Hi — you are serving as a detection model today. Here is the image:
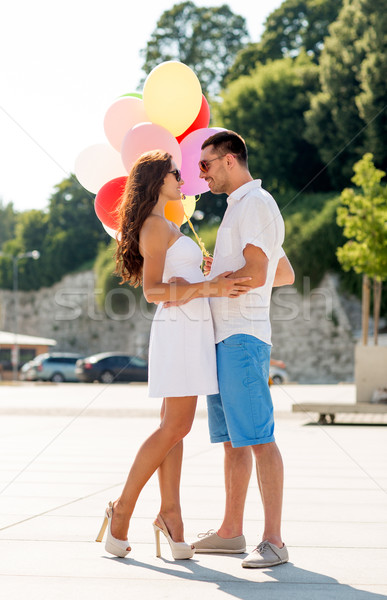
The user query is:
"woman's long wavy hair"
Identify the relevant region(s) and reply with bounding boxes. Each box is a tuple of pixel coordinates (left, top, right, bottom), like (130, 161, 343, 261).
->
(115, 150, 172, 287)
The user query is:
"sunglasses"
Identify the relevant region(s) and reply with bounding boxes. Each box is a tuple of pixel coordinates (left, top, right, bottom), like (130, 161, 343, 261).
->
(199, 153, 232, 173)
(168, 169, 182, 182)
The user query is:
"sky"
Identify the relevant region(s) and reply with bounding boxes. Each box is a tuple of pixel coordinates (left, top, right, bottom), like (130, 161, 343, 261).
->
(1, 0, 283, 213)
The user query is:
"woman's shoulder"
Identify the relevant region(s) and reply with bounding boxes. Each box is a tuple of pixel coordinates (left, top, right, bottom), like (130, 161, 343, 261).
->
(141, 214, 170, 237)
(140, 215, 172, 252)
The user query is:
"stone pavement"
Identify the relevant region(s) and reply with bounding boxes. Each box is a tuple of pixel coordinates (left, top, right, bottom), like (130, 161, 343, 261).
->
(0, 383, 386, 599)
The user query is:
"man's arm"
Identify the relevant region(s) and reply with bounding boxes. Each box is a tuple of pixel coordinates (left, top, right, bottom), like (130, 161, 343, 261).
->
(228, 245, 295, 289)
(273, 255, 295, 287)
(227, 244, 268, 288)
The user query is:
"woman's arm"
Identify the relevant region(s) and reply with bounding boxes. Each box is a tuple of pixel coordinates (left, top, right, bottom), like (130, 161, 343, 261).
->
(140, 218, 251, 303)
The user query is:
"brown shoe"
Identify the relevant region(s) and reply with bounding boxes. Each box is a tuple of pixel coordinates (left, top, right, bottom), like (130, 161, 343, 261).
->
(242, 540, 289, 568)
(192, 529, 246, 554)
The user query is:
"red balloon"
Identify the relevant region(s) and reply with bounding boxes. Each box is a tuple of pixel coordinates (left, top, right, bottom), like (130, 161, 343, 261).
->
(94, 176, 127, 230)
(176, 95, 210, 143)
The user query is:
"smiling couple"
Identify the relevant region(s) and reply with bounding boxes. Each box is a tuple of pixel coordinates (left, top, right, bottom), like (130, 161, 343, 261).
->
(96, 130, 295, 569)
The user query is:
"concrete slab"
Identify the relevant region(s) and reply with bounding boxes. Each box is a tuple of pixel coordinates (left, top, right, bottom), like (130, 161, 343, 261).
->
(1, 577, 387, 600)
(0, 383, 386, 599)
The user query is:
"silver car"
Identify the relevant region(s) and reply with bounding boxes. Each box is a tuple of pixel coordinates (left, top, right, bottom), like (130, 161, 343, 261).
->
(22, 352, 83, 382)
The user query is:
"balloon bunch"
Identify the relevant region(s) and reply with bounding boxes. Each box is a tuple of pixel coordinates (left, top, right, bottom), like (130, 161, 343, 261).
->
(74, 61, 222, 247)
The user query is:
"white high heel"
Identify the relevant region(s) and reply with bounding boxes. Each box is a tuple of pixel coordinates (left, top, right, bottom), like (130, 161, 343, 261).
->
(96, 501, 131, 558)
(153, 514, 195, 560)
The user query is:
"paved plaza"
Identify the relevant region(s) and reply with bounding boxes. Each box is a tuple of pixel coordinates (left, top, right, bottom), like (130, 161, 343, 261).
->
(0, 382, 386, 599)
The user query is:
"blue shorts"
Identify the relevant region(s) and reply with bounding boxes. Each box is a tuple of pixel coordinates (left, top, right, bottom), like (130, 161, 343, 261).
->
(207, 334, 275, 448)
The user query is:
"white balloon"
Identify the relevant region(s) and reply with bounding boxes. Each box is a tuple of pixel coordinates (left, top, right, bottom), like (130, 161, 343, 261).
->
(102, 222, 121, 241)
(75, 143, 127, 193)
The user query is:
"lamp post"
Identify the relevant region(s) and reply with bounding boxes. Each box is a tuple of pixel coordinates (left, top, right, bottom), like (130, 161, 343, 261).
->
(0, 250, 40, 380)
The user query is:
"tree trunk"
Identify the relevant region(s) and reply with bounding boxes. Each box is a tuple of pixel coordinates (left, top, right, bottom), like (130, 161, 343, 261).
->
(362, 274, 370, 345)
(373, 278, 382, 346)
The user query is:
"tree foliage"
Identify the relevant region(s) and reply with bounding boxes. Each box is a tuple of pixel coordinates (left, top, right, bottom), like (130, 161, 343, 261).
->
(305, 0, 387, 187)
(0, 177, 107, 291)
(356, 5, 387, 170)
(284, 195, 344, 288)
(260, 0, 343, 61)
(336, 153, 387, 280)
(226, 0, 342, 83)
(214, 54, 330, 193)
(140, 1, 248, 96)
(0, 199, 17, 247)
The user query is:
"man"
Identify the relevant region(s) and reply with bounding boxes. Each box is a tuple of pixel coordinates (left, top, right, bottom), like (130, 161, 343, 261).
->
(192, 130, 294, 568)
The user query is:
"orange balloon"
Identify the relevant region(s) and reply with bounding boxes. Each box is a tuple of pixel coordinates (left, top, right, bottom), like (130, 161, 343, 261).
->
(164, 200, 185, 227)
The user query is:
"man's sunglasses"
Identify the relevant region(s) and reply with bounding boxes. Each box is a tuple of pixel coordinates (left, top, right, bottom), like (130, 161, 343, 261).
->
(169, 169, 182, 182)
(198, 153, 234, 173)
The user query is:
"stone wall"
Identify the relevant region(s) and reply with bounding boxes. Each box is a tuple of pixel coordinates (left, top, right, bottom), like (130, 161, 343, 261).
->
(0, 270, 360, 382)
(0, 271, 154, 361)
(270, 274, 356, 383)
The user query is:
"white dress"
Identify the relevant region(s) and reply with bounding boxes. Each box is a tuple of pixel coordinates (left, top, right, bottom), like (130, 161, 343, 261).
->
(148, 236, 219, 398)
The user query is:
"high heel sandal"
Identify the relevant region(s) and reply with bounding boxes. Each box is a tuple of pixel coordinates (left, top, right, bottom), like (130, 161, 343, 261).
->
(96, 501, 131, 558)
(153, 514, 194, 560)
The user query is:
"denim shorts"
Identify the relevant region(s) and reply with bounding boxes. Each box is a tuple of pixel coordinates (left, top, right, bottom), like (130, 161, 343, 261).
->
(207, 334, 275, 448)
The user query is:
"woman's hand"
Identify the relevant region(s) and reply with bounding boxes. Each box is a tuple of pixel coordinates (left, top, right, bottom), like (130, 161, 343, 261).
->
(210, 271, 252, 297)
(203, 256, 213, 276)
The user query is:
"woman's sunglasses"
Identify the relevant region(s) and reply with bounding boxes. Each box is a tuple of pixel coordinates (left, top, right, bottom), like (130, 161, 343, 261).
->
(169, 169, 182, 182)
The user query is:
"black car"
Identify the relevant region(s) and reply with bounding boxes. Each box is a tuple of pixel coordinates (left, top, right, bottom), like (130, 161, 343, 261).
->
(75, 352, 148, 383)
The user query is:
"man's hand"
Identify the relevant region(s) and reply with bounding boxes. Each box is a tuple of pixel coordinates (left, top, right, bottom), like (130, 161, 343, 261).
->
(163, 277, 191, 308)
(210, 272, 252, 297)
(203, 256, 213, 276)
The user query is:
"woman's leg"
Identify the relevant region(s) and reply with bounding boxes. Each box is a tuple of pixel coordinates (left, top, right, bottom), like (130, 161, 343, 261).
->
(111, 395, 197, 541)
(157, 400, 185, 541)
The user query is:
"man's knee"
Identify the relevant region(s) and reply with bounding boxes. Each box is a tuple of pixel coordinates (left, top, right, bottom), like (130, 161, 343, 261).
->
(252, 441, 279, 459)
(224, 441, 252, 461)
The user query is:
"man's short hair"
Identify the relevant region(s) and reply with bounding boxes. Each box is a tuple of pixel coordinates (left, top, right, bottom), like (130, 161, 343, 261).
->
(201, 130, 248, 166)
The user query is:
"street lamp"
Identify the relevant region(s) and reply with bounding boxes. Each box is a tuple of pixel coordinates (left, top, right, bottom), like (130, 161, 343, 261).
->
(0, 250, 40, 380)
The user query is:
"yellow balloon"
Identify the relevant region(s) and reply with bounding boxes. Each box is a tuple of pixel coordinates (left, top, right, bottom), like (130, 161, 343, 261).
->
(143, 61, 202, 137)
(181, 195, 196, 224)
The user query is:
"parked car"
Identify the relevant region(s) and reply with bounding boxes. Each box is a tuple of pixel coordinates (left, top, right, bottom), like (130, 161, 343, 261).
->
(269, 361, 289, 385)
(75, 352, 148, 383)
(19, 356, 42, 380)
(21, 352, 84, 382)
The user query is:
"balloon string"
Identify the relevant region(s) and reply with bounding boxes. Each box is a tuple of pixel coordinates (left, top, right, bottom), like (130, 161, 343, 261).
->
(184, 213, 210, 257)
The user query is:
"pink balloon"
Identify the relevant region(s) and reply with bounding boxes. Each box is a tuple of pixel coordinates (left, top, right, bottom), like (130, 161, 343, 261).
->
(104, 97, 148, 152)
(121, 122, 182, 173)
(180, 127, 224, 196)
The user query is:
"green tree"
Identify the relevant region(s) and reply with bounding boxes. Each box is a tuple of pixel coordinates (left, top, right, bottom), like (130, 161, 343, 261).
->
(284, 194, 344, 288)
(0, 177, 107, 290)
(260, 0, 343, 61)
(214, 54, 329, 193)
(226, 0, 342, 83)
(356, 9, 387, 170)
(0, 199, 17, 247)
(337, 153, 387, 344)
(45, 177, 106, 282)
(0, 210, 48, 290)
(305, 0, 387, 188)
(140, 1, 248, 96)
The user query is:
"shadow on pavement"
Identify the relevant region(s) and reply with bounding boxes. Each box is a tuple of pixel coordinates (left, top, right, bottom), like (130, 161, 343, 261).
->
(103, 555, 386, 600)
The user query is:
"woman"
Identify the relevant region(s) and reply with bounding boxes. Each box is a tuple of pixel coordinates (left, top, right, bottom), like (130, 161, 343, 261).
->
(96, 150, 251, 560)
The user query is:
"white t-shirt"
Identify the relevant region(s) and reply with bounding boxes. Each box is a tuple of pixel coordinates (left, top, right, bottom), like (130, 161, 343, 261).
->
(209, 180, 285, 345)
